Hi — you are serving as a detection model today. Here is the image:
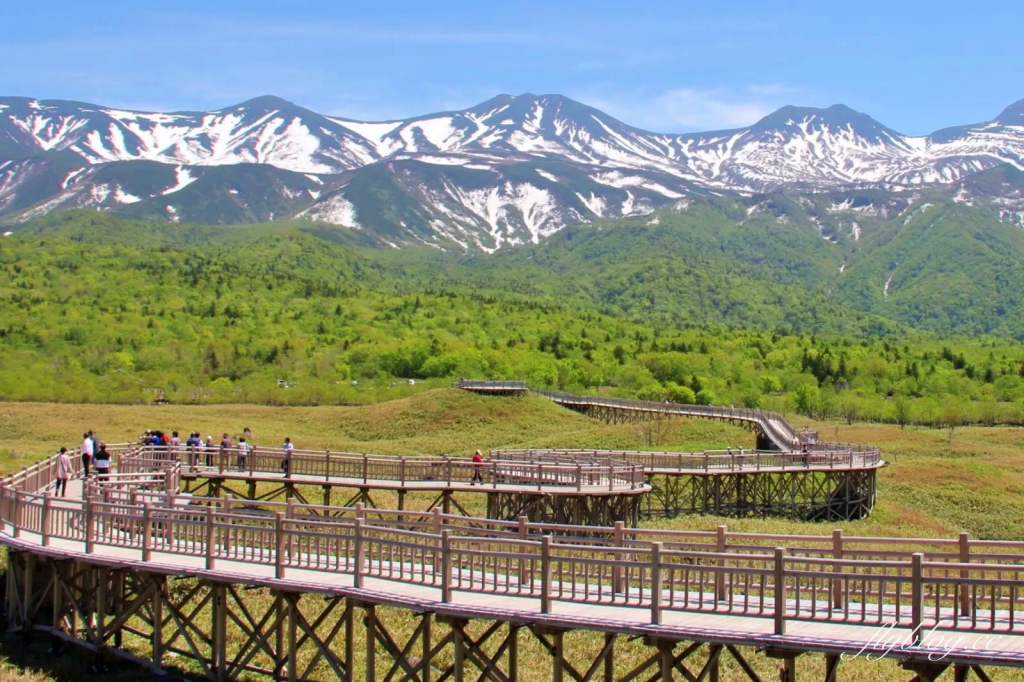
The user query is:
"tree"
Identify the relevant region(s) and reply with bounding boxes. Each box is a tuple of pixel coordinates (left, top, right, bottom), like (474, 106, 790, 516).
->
(941, 402, 963, 442)
(793, 384, 819, 417)
(893, 397, 911, 429)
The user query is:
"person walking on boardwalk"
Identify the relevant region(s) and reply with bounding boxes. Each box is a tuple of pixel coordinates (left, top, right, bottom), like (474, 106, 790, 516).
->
(54, 447, 71, 497)
(94, 443, 111, 481)
(186, 432, 200, 470)
(282, 437, 294, 478)
(205, 435, 214, 466)
(237, 437, 249, 471)
(470, 450, 485, 485)
(219, 433, 232, 469)
(80, 432, 94, 478)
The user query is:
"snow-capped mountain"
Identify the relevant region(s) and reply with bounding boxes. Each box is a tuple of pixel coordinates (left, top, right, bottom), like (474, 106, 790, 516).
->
(3, 92, 1024, 249)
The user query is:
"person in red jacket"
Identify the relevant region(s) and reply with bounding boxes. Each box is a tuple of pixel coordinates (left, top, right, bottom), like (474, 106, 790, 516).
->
(470, 450, 485, 485)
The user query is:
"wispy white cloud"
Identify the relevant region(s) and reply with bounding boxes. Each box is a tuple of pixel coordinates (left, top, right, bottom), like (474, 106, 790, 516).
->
(579, 85, 802, 133)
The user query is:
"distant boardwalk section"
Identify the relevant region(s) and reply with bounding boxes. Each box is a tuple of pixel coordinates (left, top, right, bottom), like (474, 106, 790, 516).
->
(460, 380, 884, 520)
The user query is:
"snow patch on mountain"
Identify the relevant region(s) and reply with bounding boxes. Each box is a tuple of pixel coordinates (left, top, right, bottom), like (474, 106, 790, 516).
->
(160, 166, 197, 195)
(590, 171, 684, 198)
(576, 192, 606, 217)
(299, 193, 360, 228)
(112, 185, 141, 204)
(62, 168, 88, 189)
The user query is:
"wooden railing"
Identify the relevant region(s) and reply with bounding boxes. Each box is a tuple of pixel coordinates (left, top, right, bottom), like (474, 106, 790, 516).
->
(117, 446, 648, 492)
(1, 443, 136, 493)
(533, 388, 806, 449)
(455, 381, 877, 455)
(2, 488, 1023, 636)
(491, 447, 883, 473)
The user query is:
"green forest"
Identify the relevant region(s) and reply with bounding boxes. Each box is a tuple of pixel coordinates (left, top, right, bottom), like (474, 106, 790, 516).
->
(2, 210, 1024, 428)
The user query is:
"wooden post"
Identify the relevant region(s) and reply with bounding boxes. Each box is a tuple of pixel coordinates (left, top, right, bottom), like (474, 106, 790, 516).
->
(715, 524, 727, 601)
(541, 536, 553, 613)
(287, 595, 298, 682)
(353, 518, 365, 588)
(205, 505, 217, 570)
(613, 521, 625, 594)
(343, 603, 355, 682)
(432, 507, 443, 533)
(452, 619, 465, 682)
(518, 516, 529, 586)
(832, 529, 844, 610)
(602, 633, 615, 682)
(958, 532, 971, 617)
(441, 530, 452, 602)
(537, 464, 543, 491)
(212, 584, 227, 682)
(151, 574, 164, 666)
(41, 492, 52, 547)
(365, 604, 377, 682)
(275, 513, 286, 580)
(422, 613, 433, 682)
(774, 547, 786, 635)
(85, 498, 95, 552)
(576, 464, 583, 492)
(650, 542, 663, 625)
(142, 503, 153, 561)
(552, 630, 565, 682)
(911, 552, 924, 645)
(96, 567, 108, 666)
(658, 641, 673, 682)
(12, 490, 21, 539)
(325, 451, 331, 481)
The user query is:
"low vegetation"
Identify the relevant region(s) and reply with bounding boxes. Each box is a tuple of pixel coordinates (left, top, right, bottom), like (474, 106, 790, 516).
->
(4, 213, 1024, 430)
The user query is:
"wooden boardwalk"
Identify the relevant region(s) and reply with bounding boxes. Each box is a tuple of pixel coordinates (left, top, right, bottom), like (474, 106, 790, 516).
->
(457, 381, 854, 454)
(3, 453, 1024, 680)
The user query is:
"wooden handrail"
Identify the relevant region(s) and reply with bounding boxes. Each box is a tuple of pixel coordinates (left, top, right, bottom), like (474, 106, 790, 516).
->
(4, 481, 1024, 641)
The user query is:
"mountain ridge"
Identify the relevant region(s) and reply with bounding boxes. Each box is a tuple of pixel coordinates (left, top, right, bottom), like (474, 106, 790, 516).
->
(3, 92, 1024, 250)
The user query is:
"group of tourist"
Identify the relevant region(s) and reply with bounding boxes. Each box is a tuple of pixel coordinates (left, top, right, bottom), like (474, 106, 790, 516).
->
(50, 429, 299, 497)
(138, 428, 297, 474)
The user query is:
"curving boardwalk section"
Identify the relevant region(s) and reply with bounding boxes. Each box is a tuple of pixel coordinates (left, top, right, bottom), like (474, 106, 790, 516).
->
(2, 456, 1024, 681)
(457, 381, 842, 453)
(459, 382, 883, 521)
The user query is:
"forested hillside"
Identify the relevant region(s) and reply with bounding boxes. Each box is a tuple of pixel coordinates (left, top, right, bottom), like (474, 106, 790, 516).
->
(2, 211, 1024, 428)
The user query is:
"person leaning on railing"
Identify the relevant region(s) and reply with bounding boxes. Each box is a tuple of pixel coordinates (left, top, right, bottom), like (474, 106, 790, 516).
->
(282, 437, 294, 478)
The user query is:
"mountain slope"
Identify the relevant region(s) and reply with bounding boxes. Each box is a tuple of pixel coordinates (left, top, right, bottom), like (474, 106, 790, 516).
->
(3, 93, 1024, 249)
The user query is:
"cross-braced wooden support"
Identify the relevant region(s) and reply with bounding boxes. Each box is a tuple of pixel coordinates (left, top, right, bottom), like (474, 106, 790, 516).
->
(487, 491, 641, 527)
(642, 468, 876, 521)
(5, 552, 1006, 682)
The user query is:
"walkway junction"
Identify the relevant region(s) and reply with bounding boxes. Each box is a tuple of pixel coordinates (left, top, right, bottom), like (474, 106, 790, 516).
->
(459, 381, 883, 522)
(1, 441, 1022, 682)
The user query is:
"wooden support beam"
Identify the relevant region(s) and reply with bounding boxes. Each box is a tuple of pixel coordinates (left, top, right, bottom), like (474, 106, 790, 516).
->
(365, 604, 377, 682)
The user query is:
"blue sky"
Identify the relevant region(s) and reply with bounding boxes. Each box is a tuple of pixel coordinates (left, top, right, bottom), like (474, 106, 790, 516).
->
(3, 0, 1021, 134)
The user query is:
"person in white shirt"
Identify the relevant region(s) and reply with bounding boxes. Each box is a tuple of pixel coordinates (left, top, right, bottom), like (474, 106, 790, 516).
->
(282, 437, 294, 477)
(54, 447, 72, 497)
(237, 437, 249, 471)
(81, 432, 94, 478)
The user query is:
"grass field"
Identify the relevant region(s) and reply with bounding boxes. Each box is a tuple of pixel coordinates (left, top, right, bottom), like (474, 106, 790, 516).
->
(1, 389, 1022, 680)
